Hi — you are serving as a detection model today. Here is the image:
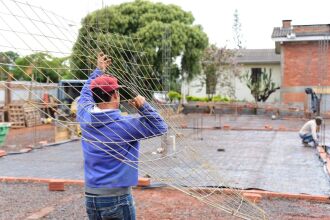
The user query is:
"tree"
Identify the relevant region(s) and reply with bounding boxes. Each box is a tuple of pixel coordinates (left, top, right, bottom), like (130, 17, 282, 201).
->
(201, 45, 237, 99)
(232, 9, 244, 49)
(71, 0, 208, 92)
(0, 51, 19, 79)
(244, 69, 280, 102)
(13, 52, 70, 83)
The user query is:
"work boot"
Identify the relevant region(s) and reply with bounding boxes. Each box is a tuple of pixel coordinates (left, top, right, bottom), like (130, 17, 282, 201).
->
(302, 141, 310, 147)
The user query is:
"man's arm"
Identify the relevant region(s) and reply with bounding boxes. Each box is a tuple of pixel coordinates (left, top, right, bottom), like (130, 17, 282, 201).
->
(117, 96, 168, 141)
(137, 102, 168, 136)
(77, 53, 111, 121)
(311, 122, 318, 143)
(77, 68, 102, 112)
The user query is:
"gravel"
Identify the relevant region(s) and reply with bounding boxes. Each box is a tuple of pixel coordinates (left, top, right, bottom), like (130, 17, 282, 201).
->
(1, 182, 330, 220)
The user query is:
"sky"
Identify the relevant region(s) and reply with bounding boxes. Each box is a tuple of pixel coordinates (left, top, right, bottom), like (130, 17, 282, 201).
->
(23, 0, 330, 50)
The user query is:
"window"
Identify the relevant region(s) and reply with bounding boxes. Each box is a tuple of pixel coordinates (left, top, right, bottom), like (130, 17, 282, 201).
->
(251, 68, 262, 84)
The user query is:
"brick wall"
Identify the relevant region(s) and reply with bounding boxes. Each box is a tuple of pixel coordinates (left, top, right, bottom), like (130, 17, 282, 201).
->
(282, 93, 305, 103)
(282, 41, 330, 103)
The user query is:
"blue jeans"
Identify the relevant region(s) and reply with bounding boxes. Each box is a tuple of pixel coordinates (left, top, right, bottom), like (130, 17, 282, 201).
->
(299, 133, 317, 146)
(85, 194, 136, 220)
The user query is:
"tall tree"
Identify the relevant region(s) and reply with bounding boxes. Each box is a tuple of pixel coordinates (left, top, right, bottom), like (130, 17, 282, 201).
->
(13, 52, 70, 83)
(232, 9, 244, 49)
(201, 45, 236, 99)
(71, 0, 208, 92)
(0, 51, 19, 79)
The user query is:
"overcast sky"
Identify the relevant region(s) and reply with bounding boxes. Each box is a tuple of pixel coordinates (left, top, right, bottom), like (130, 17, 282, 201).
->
(9, 0, 330, 50)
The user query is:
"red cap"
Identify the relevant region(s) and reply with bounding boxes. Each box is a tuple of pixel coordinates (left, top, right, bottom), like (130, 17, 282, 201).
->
(90, 75, 119, 93)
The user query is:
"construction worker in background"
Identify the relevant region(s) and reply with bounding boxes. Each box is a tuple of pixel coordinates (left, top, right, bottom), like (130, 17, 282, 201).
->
(77, 53, 168, 220)
(299, 116, 323, 147)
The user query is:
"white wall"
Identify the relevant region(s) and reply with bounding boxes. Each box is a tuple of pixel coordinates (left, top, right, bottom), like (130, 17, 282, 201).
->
(186, 63, 281, 102)
(187, 75, 206, 97)
(235, 64, 281, 103)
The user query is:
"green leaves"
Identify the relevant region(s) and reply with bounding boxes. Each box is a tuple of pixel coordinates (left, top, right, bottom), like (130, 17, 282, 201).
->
(71, 0, 208, 90)
(0, 51, 19, 77)
(12, 53, 70, 83)
(201, 45, 236, 98)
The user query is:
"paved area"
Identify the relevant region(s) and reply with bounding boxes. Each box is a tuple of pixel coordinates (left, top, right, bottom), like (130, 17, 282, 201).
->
(188, 130, 330, 195)
(0, 141, 84, 180)
(0, 115, 329, 195)
(186, 113, 308, 130)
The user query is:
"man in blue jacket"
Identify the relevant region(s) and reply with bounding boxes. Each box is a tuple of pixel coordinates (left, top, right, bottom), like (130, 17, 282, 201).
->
(77, 53, 168, 220)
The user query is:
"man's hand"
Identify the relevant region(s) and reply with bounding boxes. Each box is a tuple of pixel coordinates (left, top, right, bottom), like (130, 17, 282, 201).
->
(97, 52, 112, 72)
(315, 140, 320, 147)
(130, 95, 145, 109)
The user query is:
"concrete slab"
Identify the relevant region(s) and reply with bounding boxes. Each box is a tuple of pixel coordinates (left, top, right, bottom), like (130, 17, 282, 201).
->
(0, 115, 329, 196)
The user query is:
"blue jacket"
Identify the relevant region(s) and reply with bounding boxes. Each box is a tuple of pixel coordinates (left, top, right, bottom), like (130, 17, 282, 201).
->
(77, 68, 168, 190)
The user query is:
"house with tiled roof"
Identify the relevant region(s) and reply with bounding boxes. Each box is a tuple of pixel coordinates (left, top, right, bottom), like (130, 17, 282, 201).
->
(187, 20, 330, 107)
(272, 20, 330, 107)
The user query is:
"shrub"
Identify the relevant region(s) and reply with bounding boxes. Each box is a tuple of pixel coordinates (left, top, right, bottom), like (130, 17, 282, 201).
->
(212, 95, 222, 102)
(186, 96, 210, 102)
(186, 95, 232, 102)
(167, 91, 182, 102)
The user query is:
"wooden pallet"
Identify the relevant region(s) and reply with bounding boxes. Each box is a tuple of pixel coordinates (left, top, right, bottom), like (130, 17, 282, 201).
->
(8, 103, 42, 128)
(8, 104, 25, 128)
(25, 108, 42, 127)
(23, 104, 42, 127)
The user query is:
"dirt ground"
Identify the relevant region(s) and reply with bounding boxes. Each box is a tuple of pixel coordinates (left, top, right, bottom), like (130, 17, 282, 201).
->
(1, 182, 330, 220)
(1, 124, 55, 153)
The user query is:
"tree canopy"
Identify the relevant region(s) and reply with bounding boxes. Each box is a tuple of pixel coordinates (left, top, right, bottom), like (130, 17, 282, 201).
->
(12, 52, 70, 83)
(71, 0, 208, 90)
(201, 45, 237, 98)
(0, 51, 19, 80)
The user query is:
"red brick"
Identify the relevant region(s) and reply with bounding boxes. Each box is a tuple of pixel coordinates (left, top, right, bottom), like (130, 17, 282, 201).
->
(282, 41, 330, 104)
(243, 192, 262, 203)
(16, 177, 31, 183)
(37, 178, 52, 183)
(264, 125, 272, 130)
(49, 180, 65, 191)
(0, 176, 16, 182)
(282, 93, 306, 104)
(0, 150, 6, 157)
(283, 42, 330, 87)
(137, 177, 150, 187)
(319, 152, 327, 162)
(243, 190, 330, 202)
(64, 179, 84, 186)
(180, 123, 188, 128)
(223, 124, 231, 130)
(278, 125, 287, 131)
